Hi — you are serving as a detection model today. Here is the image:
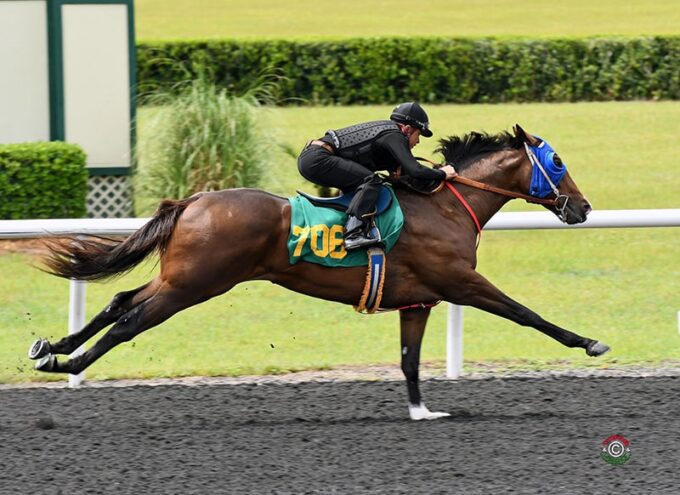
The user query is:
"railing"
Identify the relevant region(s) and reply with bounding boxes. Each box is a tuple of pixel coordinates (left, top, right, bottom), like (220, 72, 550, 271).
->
(447, 208, 680, 378)
(2, 208, 680, 386)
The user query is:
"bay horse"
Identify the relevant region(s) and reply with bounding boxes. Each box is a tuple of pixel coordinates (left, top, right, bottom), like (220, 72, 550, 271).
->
(29, 124, 609, 420)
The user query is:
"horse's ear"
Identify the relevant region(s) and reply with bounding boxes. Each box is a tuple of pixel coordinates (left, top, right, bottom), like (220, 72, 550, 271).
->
(513, 124, 539, 145)
(513, 124, 528, 141)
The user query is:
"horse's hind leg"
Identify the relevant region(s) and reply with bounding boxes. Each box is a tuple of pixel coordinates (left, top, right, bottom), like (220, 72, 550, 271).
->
(35, 283, 204, 375)
(28, 283, 152, 360)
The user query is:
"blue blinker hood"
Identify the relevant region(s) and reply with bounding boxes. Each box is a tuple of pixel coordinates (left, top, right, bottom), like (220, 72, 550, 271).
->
(528, 138, 567, 198)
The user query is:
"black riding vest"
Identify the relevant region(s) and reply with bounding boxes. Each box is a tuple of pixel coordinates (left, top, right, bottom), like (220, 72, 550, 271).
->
(324, 120, 400, 166)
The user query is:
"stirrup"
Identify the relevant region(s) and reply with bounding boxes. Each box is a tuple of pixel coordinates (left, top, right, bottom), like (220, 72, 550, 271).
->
(344, 226, 382, 251)
(344, 215, 382, 251)
(344, 234, 381, 251)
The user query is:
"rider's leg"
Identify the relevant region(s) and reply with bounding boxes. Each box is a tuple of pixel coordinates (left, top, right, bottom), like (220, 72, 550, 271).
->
(297, 145, 382, 250)
(297, 144, 372, 191)
(343, 174, 383, 250)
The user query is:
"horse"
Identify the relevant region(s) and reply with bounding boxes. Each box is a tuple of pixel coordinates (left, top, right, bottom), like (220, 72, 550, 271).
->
(28, 124, 610, 420)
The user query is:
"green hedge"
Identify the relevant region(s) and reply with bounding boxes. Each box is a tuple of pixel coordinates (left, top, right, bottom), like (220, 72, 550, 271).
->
(137, 36, 680, 104)
(0, 142, 88, 219)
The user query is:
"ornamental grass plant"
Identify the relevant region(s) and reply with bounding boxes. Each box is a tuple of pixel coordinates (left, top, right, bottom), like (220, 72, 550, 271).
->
(136, 73, 278, 213)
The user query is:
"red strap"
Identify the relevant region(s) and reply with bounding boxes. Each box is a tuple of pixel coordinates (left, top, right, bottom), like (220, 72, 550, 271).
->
(394, 301, 441, 311)
(372, 301, 441, 313)
(445, 182, 482, 235)
(380, 182, 482, 313)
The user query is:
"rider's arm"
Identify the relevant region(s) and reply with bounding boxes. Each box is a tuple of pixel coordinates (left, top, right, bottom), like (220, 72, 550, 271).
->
(377, 133, 447, 180)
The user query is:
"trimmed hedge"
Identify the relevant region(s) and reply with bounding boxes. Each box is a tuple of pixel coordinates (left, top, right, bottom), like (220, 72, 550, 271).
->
(137, 36, 680, 104)
(0, 142, 88, 219)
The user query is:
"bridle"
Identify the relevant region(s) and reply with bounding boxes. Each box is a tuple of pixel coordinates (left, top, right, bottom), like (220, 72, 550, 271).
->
(522, 143, 570, 221)
(418, 143, 571, 229)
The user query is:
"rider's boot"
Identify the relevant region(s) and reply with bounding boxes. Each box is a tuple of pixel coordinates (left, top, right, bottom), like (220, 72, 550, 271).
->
(343, 215, 382, 251)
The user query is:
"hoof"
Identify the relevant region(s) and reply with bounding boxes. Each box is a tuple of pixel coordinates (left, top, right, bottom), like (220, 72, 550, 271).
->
(408, 403, 451, 421)
(35, 354, 57, 372)
(28, 338, 51, 360)
(586, 341, 611, 357)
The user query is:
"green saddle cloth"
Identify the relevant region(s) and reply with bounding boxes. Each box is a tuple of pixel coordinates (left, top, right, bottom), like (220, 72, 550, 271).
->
(287, 187, 404, 267)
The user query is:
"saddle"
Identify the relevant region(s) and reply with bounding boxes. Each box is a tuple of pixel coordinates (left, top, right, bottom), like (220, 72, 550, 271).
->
(289, 185, 404, 313)
(295, 185, 393, 215)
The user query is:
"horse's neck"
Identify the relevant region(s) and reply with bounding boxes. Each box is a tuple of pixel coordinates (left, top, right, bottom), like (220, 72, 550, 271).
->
(458, 165, 515, 227)
(459, 184, 511, 228)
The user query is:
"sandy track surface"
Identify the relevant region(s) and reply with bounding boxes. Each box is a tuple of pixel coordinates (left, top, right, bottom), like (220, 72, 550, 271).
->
(2, 373, 679, 494)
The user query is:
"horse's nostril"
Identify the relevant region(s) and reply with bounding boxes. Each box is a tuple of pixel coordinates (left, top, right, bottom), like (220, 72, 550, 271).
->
(584, 202, 592, 215)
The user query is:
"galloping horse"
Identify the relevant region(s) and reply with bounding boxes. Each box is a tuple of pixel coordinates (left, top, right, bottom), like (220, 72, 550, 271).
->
(29, 125, 609, 420)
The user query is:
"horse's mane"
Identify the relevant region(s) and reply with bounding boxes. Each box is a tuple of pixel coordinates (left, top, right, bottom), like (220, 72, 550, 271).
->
(436, 131, 523, 171)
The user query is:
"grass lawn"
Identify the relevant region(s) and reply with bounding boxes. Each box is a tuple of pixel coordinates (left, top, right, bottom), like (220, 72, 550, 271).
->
(2, 100, 679, 383)
(135, 0, 680, 41)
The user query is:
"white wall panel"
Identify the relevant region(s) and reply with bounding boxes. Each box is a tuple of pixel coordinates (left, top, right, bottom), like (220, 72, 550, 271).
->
(0, 1, 50, 143)
(62, 4, 130, 167)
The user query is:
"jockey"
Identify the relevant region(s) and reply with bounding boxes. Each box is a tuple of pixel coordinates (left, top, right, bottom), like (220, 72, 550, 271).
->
(298, 102, 457, 250)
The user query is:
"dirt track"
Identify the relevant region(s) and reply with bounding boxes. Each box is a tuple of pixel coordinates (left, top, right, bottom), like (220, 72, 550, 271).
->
(1, 375, 679, 494)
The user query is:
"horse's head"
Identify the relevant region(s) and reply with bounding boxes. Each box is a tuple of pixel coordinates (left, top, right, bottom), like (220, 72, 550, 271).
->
(437, 126, 591, 225)
(512, 124, 591, 224)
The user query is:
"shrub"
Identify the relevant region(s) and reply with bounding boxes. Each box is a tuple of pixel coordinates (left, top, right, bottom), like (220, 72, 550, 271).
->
(0, 142, 87, 219)
(137, 36, 680, 105)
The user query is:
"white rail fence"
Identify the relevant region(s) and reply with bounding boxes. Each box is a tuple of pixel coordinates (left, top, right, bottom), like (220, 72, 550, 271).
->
(2, 209, 680, 387)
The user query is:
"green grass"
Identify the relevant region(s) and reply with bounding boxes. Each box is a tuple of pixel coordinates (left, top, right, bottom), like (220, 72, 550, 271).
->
(3, 101, 680, 383)
(135, 0, 680, 41)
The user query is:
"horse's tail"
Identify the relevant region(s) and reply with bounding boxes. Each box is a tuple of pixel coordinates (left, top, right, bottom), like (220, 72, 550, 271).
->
(42, 195, 201, 281)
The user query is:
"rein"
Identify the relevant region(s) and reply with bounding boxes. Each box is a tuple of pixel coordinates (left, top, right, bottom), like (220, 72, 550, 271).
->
(416, 156, 559, 207)
(416, 148, 571, 233)
(450, 175, 558, 207)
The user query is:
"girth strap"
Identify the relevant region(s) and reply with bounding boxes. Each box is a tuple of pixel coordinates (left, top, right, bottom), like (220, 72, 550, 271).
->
(354, 247, 386, 314)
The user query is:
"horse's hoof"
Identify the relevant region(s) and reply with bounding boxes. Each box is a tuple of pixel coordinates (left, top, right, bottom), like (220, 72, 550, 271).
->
(586, 341, 611, 357)
(35, 354, 57, 372)
(408, 403, 451, 421)
(28, 338, 51, 360)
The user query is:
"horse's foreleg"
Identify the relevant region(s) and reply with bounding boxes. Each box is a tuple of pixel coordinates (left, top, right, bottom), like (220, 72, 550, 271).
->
(400, 307, 450, 420)
(29, 283, 152, 360)
(451, 271, 610, 356)
(35, 284, 201, 375)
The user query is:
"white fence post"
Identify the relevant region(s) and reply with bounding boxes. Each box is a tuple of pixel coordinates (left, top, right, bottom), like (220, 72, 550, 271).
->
(67, 279, 86, 388)
(446, 304, 464, 378)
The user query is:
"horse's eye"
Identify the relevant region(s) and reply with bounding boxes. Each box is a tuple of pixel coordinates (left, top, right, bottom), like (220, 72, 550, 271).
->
(553, 154, 564, 168)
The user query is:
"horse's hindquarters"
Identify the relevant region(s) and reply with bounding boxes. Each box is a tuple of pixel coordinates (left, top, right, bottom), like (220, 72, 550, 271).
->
(160, 189, 292, 294)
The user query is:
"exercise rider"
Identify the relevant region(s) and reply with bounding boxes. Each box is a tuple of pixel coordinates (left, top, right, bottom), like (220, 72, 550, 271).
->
(297, 102, 457, 250)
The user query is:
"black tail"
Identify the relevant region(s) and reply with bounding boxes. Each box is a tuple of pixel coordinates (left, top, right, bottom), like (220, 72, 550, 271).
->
(42, 196, 201, 281)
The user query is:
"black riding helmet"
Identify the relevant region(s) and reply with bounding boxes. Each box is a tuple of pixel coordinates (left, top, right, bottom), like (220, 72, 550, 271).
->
(389, 102, 433, 137)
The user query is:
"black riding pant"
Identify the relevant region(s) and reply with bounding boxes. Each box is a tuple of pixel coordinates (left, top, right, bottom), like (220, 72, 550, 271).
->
(297, 144, 381, 218)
